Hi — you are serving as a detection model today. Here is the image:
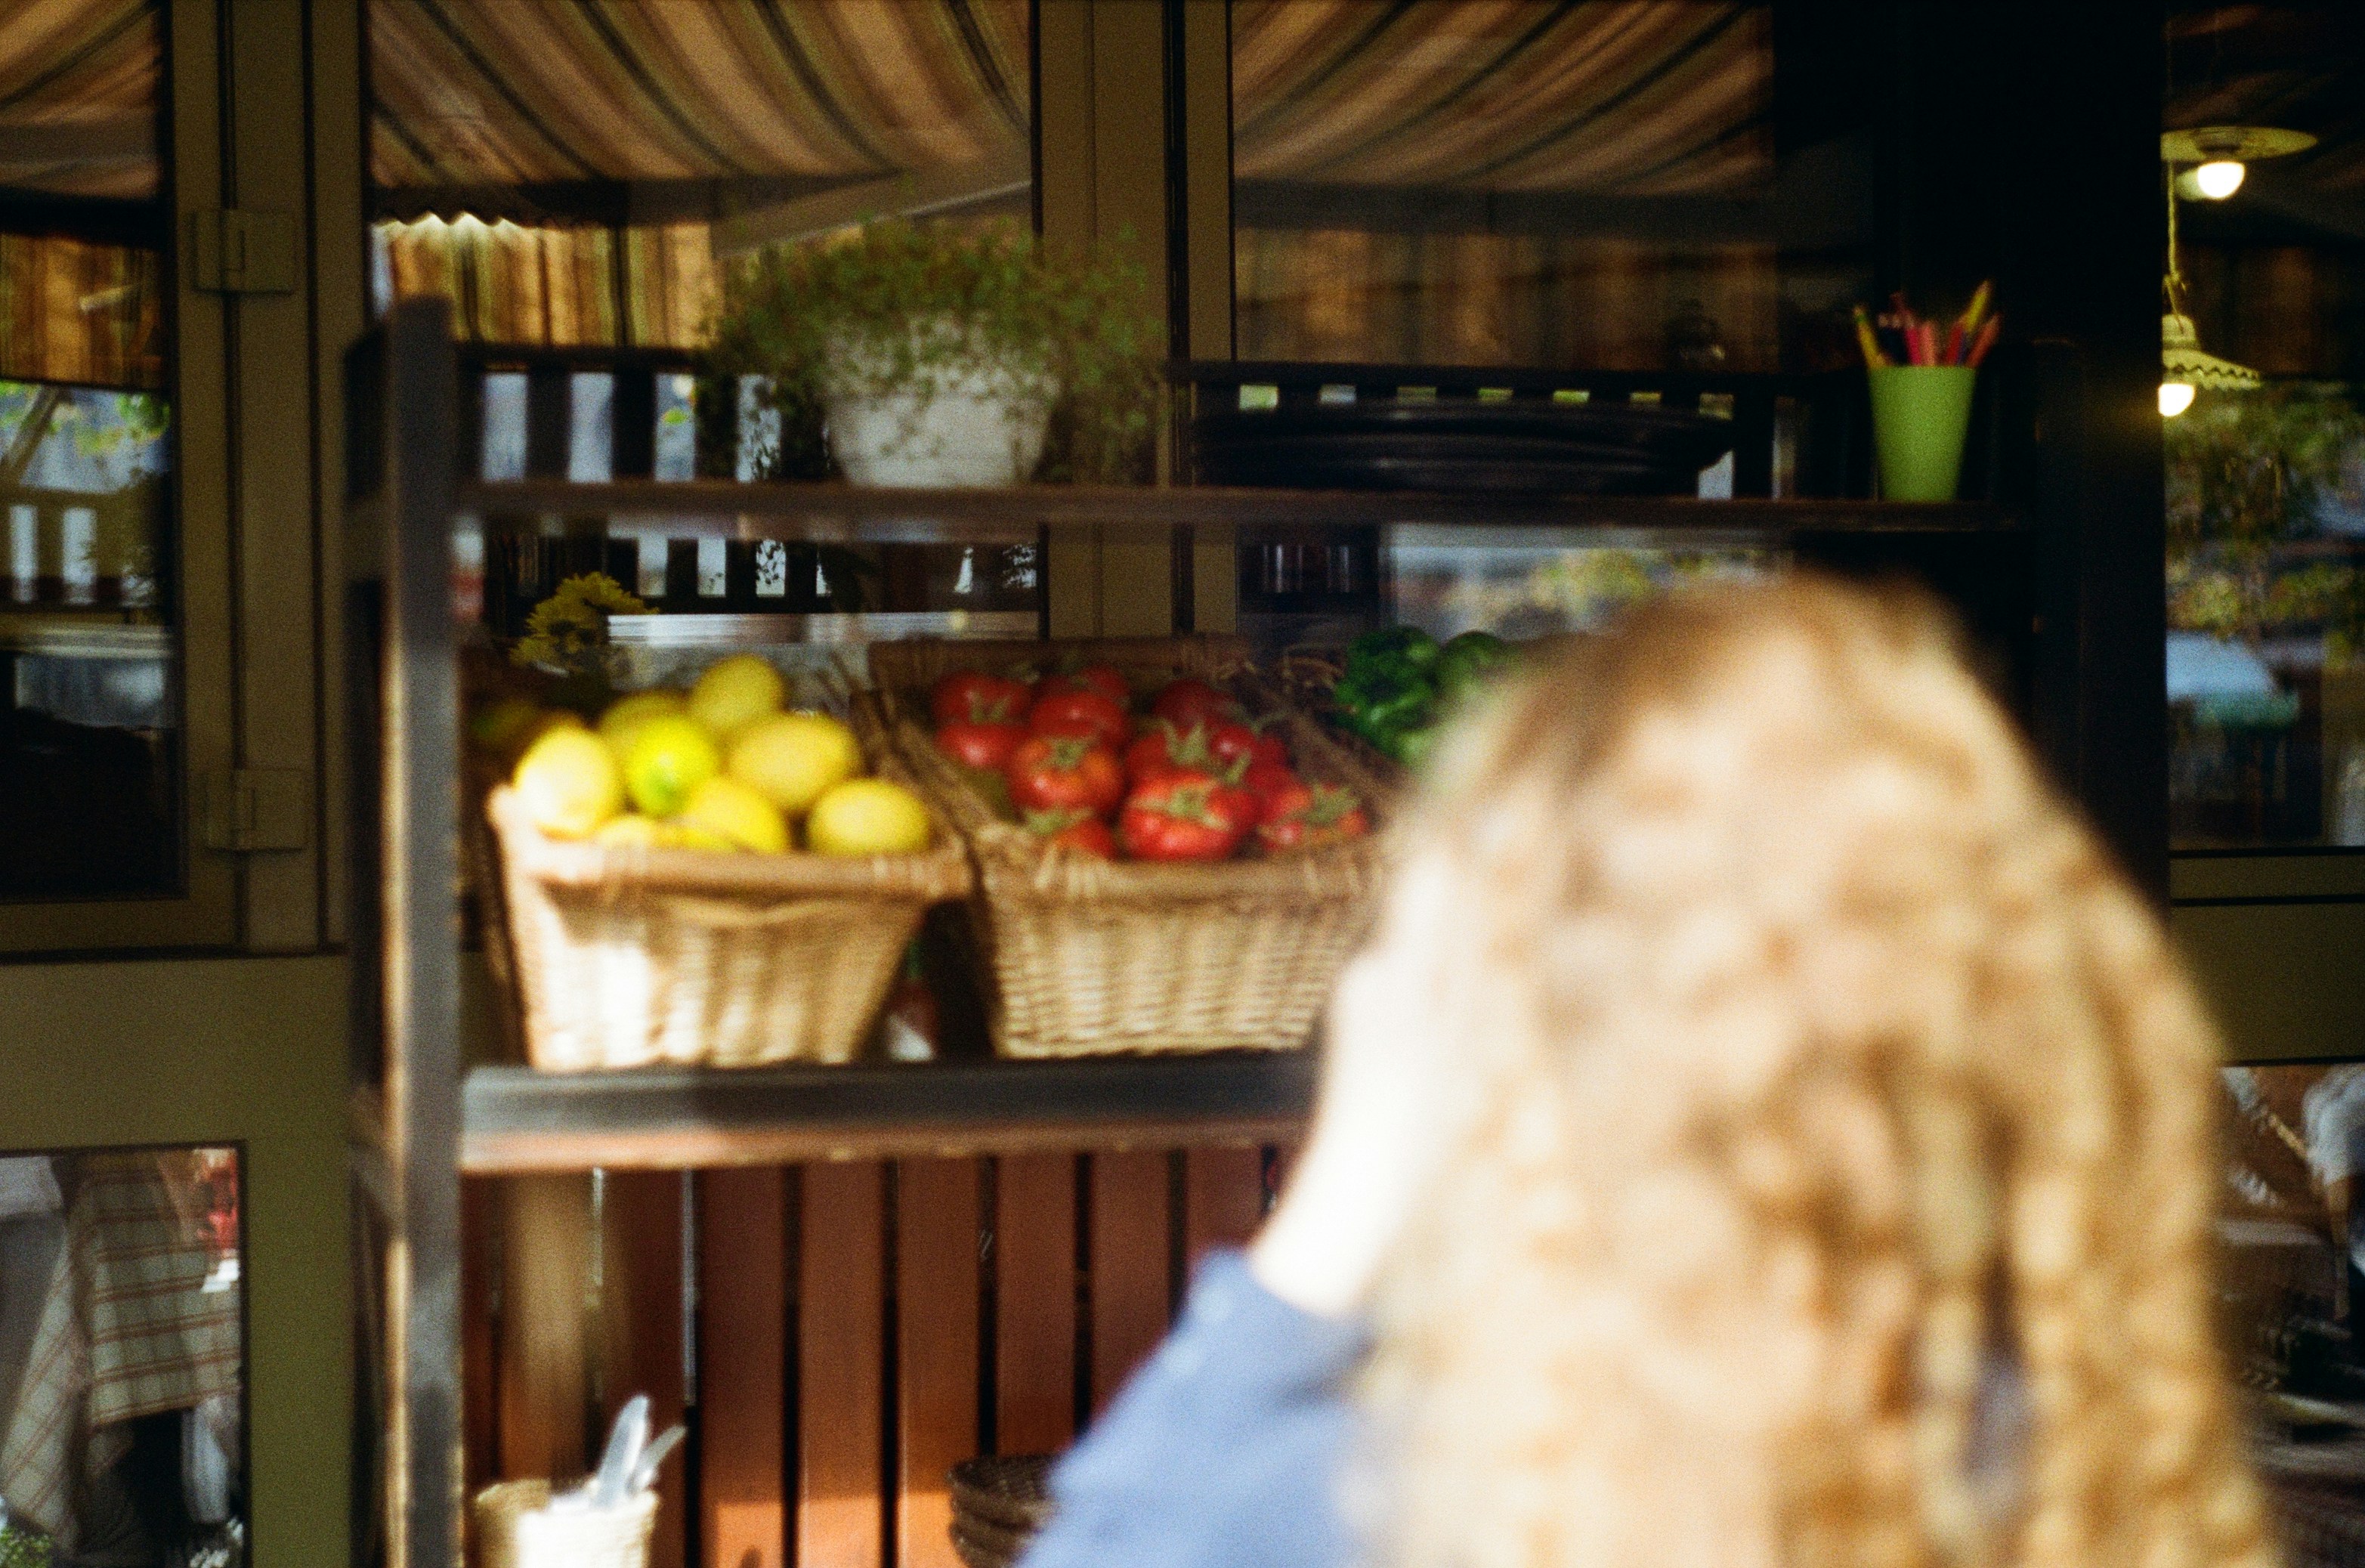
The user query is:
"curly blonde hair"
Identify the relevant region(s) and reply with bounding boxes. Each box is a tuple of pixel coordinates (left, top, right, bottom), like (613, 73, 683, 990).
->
(1360, 577, 2271, 1568)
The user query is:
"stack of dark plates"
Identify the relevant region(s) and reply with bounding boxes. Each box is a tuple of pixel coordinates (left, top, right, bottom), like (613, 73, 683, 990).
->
(948, 1455, 1055, 1568)
(1192, 399, 1737, 495)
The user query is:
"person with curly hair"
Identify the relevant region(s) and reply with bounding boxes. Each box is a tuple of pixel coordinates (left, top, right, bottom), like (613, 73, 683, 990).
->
(1020, 574, 2274, 1568)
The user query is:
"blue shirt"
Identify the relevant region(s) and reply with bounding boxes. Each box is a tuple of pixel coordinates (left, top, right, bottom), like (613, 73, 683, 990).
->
(1018, 1251, 1368, 1568)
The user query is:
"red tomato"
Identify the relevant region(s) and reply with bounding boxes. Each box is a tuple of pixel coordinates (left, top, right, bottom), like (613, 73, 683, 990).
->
(931, 670, 1031, 727)
(1118, 769, 1253, 861)
(1149, 678, 1240, 731)
(1025, 809, 1116, 858)
(1006, 736, 1126, 818)
(1038, 663, 1130, 711)
(1241, 758, 1300, 810)
(935, 719, 1025, 772)
(1255, 782, 1371, 852)
(1208, 719, 1290, 772)
(1123, 720, 1218, 784)
(1028, 688, 1130, 747)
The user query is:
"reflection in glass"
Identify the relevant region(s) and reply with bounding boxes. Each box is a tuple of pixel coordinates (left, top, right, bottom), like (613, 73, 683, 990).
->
(1235, 527, 1773, 661)
(0, 1146, 243, 1568)
(366, 2, 1034, 352)
(2166, 385, 2365, 846)
(366, 1, 1043, 627)
(1230, 0, 1875, 370)
(2221, 1065, 2365, 1561)
(0, 2, 178, 898)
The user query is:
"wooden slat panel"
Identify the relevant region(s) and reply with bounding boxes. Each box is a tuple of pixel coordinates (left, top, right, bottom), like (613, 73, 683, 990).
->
(498, 1174, 593, 1480)
(462, 1177, 500, 1497)
(896, 1160, 982, 1568)
(700, 1168, 788, 1568)
(1087, 1152, 1172, 1415)
(994, 1155, 1077, 1456)
(800, 1161, 887, 1568)
(603, 1172, 689, 1568)
(1182, 1147, 1266, 1273)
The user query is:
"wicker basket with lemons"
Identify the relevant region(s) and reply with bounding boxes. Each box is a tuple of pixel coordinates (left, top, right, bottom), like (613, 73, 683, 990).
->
(482, 655, 969, 1072)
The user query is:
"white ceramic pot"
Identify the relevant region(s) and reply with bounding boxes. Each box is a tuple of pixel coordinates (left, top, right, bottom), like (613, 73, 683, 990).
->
(822, 323, 1053, 487)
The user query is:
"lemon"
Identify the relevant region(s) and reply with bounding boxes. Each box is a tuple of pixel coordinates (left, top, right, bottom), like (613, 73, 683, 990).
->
(680, 775, 789, 854)
(597, 690, 686, 760)
(690, 654, 787, 741)
(592, 813, 670, 848)
(513, 726, 623, 839)
(669, 823, 737, 852)
(623, 714, 722, 818)
(730, 711, 862, 816)
(805, 778, 931, 856)
(470, 696, 549, 761)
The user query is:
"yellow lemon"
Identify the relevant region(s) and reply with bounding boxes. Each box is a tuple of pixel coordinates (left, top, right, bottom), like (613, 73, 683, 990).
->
(805, 778, 931, 856)
(597, 689, 686, 760)
(680, 775, 789, 854)
(689, 654, 787, 741)
(591, 812, 670, 848)
(512, 725, 623, 839)
(470, 696, 549, 761)
(730, 710, 862, 816)
(623, 713, 722, 818)
(667, 823, 737, 852)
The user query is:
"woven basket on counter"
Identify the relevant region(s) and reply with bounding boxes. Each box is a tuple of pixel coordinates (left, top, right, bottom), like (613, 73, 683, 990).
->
(473, 1480, 657, 1568)
(866, 636, 1390, 1058)
(484, 734, 971, 1071)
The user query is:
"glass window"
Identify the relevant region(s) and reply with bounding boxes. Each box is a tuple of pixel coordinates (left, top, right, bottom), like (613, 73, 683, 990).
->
(367, 2, 1041, 631)
(1229, 0, 1875, 371)
(0, 1, 178, 898)
(0, 1146, 246, 1567)
(366, 2, 1034, 351)
(2165, 6, 2365, 849)
(2221, 1064, 2365, 1543)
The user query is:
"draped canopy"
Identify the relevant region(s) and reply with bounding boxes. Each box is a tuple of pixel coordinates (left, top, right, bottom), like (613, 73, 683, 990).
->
(0, 0, 159, 203)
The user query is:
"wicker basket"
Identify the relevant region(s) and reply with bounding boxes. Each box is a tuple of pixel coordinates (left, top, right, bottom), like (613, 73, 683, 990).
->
(473, 1480, 657, 1568)
(867, 636, 1390, 1057)
(948, 1455, 1055, 1568)
(485, 732, 972, 1070)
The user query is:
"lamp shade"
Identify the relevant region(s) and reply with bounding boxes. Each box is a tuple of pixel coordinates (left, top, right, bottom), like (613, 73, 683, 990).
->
(2162, 313, 2260, 391)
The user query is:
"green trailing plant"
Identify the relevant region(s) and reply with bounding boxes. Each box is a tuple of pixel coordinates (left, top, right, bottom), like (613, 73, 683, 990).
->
(707, 219, 1163, 484)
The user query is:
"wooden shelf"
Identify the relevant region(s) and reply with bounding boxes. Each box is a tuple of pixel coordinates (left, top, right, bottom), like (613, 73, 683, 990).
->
(460, 1050, 1317, 1173)
(447, 478, 2023, 545)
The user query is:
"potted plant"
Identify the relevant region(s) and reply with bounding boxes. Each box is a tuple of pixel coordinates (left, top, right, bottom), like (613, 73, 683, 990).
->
(709, 219, 1162, 487)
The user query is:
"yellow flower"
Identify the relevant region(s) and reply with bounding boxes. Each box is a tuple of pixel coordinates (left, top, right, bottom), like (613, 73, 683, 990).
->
(513, 573, 650, 673)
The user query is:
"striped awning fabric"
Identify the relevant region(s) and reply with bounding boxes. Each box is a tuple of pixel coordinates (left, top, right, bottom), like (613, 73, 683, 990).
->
(370, 0, 1031, 209)
(0, 0, 159, 202)
(1233, 0, 1773, 197)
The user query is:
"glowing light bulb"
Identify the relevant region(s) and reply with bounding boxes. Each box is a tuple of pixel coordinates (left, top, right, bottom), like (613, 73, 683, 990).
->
(2193, 160, 2246, 199)
(2159, 380, 2197, 418)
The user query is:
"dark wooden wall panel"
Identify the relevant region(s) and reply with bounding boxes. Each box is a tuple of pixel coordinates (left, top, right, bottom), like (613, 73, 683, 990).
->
(496, 1174, 592, 1480)
(895, 1160, 982, 1568)
(799, 1161, 887, 1568)
(1087, 1152, 1173, 1414)
(462, 1177, 501, 1498)
(993, 1155, 1077, 1457)
(700, 1167, 787, 1568)
(461, 1142, 1269, 1567)
(604, 1173, 689, 1568)
(1182, 1147, 1266, 1273)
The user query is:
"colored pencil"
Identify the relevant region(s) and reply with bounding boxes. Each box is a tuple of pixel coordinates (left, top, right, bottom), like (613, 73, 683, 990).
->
(1965, 317, 2002, 368)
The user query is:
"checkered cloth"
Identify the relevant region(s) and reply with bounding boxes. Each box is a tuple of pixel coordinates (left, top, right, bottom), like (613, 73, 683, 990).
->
(0, 1155, 240, 1551)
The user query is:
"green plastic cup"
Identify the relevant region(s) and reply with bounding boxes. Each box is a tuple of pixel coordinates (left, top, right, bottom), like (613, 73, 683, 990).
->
(1867, 366, 1978, 502)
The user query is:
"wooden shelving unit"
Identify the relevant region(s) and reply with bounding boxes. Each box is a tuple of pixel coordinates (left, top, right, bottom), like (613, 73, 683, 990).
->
(459, 1053, 1317, 1174)
(346, 300, 2073, 1568)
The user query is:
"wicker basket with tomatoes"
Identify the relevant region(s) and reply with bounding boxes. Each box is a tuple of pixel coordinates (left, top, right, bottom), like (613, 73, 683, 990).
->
(864, 636, 1390, 1057)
